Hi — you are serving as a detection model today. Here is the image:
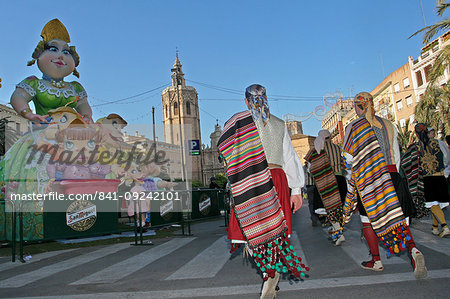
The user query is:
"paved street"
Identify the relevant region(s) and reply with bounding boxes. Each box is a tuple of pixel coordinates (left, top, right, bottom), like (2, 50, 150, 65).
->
(0, 204, 449, 299)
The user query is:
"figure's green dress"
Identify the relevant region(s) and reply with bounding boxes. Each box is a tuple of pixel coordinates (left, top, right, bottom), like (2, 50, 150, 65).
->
(0, 76, 87, 240)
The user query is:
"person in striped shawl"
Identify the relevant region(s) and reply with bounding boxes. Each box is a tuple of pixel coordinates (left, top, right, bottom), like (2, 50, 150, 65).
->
(342, 92, 427, 279)
(304, 129, 347, 246)
(218, 84, 307, 299)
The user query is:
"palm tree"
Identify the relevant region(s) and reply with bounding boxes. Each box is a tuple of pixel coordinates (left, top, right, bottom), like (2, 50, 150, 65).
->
(439, 82, 450, 134)
(410, 1, 450, 89)
(414, 83, 450, 136)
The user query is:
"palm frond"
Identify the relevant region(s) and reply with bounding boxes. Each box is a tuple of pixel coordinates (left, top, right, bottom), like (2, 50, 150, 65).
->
(409, 19, 450, 44)
(396, 119, 413, 152)
(426, 44, 450, 90)
(436, 1, 450, 17)
(415, 84, 449, 136)
(439, 82, 450, 134)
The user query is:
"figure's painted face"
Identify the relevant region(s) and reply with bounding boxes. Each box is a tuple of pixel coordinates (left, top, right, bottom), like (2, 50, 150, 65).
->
(103, 118, 126, 139)
(37, 39, 75, 80)
(44, 111, 83, 140)
(51, 111, 80, 127)
(127, 163, 145, 181)
(99, 116, 132, 150)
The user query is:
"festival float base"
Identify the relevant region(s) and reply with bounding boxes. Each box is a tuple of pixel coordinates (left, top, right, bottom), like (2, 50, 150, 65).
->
(0, 179, 121, 241)
(127, 188, 225, 227)
(0, 187, 227, 242)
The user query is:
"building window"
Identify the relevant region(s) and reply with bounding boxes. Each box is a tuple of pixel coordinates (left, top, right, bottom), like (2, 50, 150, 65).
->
(165, 105, 168, 117)
(416, 71, 423, 87)
(409, 114, 415, 124)
(173, 102, 178, 115)
(186, 102, 191, 115)
(403, 77, 410, 89)
(400, 119, 406, 128)
(406, 95, 413, 106)
(394, 83, 400, 93)
(396, 100, 403, 111)
(424, 65, 432, 83)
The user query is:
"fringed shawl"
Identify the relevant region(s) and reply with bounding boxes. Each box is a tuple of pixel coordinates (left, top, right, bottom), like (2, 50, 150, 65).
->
(343, 117, 409, 256)
(218, 110, 307, 279)
(401, 143, 429, 218)
(304, 148, 343, 234)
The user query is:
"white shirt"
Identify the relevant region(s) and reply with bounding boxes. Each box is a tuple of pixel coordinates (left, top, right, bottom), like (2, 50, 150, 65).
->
(282, 127, 305, 195)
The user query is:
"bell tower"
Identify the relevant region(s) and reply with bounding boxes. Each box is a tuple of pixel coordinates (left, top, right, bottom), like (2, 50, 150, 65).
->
(162, 55, 203, 182)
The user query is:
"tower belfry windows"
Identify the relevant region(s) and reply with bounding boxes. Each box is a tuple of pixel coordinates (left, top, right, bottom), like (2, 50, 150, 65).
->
(173, 102, 178, 115)
(186, 102, 191, 115)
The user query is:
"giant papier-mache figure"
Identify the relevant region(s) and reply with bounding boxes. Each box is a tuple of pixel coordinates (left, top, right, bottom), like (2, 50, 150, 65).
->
(0, 19, 129, 241)
(218, 84, 307, 298)
(11, 18, 92, 123)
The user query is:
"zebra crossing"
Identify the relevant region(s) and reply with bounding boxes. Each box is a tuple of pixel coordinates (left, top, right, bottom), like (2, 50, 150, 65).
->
(165, 236, 230, 280)
(0, 242, 131, 288)
(72, 237, 196, 285)
(0, 248, 76, 272)
(13, 269, 450, 299)
(409, 227, 450, 256)
(0, 216, 448, 298)
(322, 227, 408, 265)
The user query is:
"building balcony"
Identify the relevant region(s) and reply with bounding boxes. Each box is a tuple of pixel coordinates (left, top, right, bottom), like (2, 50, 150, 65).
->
(421, 51, 430, 59)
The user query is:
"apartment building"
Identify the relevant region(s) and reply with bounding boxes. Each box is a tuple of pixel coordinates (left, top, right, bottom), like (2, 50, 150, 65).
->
(409, 31, 450, 102)
(371, 63, 417, 131)
(321, 98, 353, 144)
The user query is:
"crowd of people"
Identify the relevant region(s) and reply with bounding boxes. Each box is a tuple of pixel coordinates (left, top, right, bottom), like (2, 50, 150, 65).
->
(219, 85, 449, 298)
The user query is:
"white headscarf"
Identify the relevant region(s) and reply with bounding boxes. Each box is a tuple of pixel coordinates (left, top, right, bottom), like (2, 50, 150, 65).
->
(314, 129, 331, 153)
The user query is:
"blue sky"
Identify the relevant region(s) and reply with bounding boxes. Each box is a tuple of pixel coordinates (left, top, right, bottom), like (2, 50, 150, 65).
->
(0, 0, 443, 144)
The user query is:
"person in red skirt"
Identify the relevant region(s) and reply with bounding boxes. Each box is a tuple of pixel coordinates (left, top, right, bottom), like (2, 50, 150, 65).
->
(220, 84, 305, 299)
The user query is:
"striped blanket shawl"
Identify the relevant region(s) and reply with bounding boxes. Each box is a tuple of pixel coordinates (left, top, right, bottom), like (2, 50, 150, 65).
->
(218, 110, 307, 279)
(343, 117, 408, 255)
(401, 143, 428, 218)
(304, 149, 342, 224)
